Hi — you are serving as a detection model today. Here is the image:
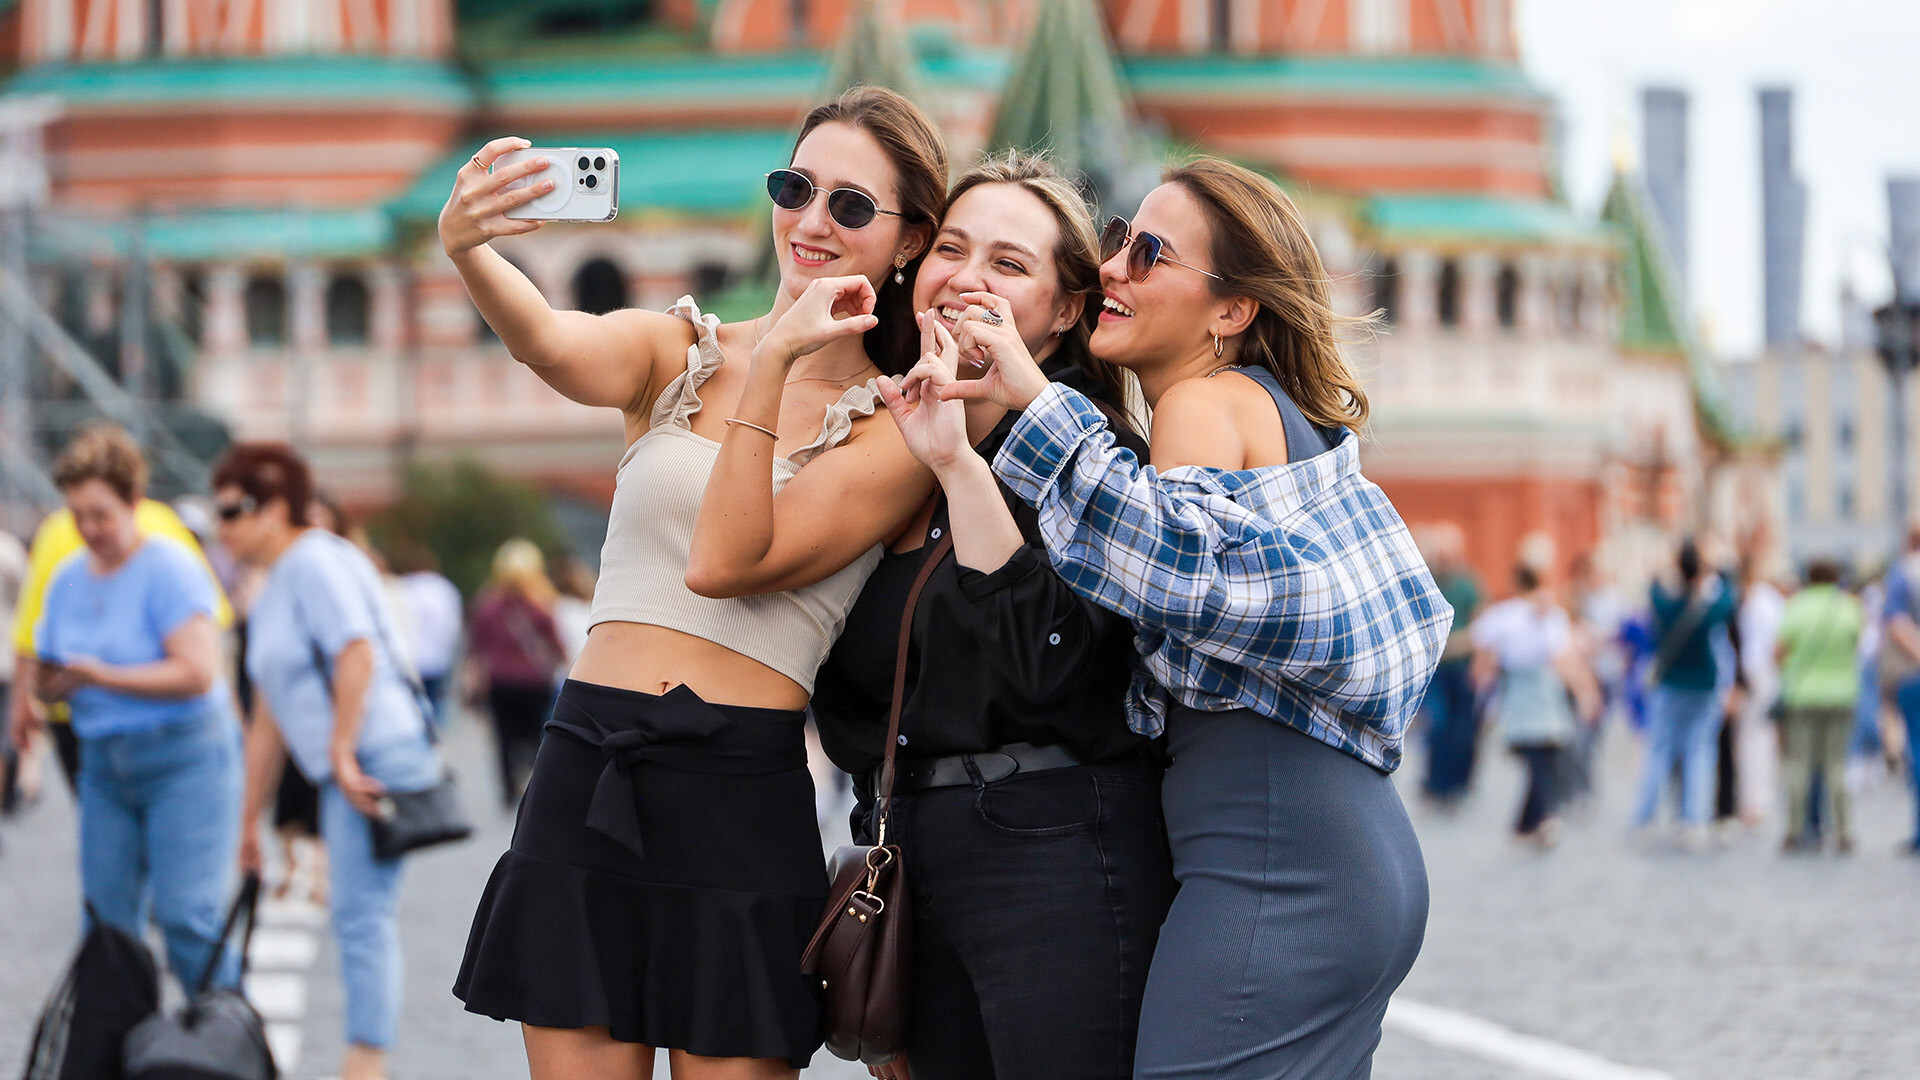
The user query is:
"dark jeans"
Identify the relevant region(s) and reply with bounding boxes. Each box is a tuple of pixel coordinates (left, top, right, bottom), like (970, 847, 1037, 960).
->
(486, 682, 554, 806)
(1513, 744, 1562, 835)
(1422, 660, 1480, 799)
(855, 755, 1176, 1080)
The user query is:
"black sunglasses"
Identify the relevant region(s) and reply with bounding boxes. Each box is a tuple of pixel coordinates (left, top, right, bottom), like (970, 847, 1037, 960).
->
(765, 169, 903, 230)
(1100, 216, 1223, 283)
(214, 495, 259, 522)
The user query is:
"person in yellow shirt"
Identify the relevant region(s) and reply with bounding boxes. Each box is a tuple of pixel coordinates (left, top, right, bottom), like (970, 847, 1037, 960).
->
(8, 496, 232, 788)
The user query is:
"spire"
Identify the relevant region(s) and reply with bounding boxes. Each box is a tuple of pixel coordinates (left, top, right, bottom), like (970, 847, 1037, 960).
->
(987, 0, 1144, 209)
(822, 0, 926, 102)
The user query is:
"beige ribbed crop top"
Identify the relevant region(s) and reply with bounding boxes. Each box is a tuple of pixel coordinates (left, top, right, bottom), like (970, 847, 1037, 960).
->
(587, 297, 886, 695)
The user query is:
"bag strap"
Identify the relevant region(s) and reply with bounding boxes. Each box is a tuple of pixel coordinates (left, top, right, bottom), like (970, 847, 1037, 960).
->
(1651, 581, 1716, 683)
(871, 517, 955, 847)
(293, 537, 440, 746)
(194, 872, 262, 996)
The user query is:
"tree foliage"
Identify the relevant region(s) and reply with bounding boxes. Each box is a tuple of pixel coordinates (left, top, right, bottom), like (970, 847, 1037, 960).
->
(366, 458, 568, 599)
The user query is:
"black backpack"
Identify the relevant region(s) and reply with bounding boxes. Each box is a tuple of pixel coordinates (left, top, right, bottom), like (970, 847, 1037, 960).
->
(21, 905, 161, 1080)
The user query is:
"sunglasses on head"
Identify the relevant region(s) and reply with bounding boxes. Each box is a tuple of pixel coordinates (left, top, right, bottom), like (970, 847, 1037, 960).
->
(214, 495, 259, 522)
(1100, 216, 1224, 284)
(765, 169, 903, 230)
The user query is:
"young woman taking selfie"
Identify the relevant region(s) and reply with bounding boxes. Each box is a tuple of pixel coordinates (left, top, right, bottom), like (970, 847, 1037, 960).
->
(938, 158, 1453, 1079)
(441, 87, 945, 1080)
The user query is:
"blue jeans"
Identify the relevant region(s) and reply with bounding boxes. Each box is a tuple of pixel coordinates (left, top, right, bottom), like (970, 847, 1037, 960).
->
(1421, 660, 1480, 799)
(1632, 686, 1723, 827)
(78, 704, 244, 992)
(321, 735, 443, 1049)
(1897, 678, 1920, 845)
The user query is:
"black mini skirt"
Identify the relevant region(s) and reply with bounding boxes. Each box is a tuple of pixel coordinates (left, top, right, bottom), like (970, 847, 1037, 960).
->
(454, 680, 827, 1067)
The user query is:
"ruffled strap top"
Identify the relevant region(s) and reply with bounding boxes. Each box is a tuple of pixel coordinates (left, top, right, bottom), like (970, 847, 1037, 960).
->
(651, 296, 884, 473)
(587, 297, 887, 696)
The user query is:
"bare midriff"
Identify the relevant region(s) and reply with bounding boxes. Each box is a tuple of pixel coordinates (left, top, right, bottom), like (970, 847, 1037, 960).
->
(568, 621, 810, 712)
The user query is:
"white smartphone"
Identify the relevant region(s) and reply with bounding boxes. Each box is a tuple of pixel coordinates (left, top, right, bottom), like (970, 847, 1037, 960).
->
(496, 147, 619, 222)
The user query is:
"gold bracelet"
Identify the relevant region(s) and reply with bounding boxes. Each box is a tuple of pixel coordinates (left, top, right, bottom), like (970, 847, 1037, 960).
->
(724, 418, 779, 440)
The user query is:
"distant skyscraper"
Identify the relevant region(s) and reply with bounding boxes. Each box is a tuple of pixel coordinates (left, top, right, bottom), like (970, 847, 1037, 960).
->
(1760, 87, 1806, 347)
(1641, 87, 1689, 286)
(1890, 177, 1920, 302)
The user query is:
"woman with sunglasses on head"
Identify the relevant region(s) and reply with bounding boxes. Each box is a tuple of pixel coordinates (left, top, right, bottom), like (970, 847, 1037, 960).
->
(442, 86, 945, 1080)
(940, 158, 1452, 1079)
(780, 153, 1174, 1080)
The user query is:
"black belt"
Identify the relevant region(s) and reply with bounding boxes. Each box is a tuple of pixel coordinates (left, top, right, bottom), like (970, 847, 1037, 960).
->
(878, 741, 1086, 794)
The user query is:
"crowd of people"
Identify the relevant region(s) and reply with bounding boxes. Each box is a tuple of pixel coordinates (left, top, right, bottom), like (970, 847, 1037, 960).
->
(1417, 526, 1920, 858)
(0, 425, 595, 1080)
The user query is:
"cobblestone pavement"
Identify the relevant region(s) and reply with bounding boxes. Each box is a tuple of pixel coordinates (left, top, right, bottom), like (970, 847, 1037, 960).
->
(3, 711, 1915, 1079)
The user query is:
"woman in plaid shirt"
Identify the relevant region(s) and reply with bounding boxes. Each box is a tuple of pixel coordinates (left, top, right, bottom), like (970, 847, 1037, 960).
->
(934, 158, 1452, 1078)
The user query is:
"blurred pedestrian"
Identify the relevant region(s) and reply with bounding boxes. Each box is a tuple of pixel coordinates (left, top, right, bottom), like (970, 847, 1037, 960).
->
(1566, 553, 1628, 807)
(1421, 522, 1484, 805)
(1878, 524, 1920, 854)
(388, 539, 463, 725)
(1773, 558, 1864, 853)
(1, 528, 27, 817)
(1472, 565, 1600, 847)
(15, 425, 243, 992)
(1734, 553, 1786, 827)
(549, 555, 595, 666)
(9, 462, 232, 795)
(215, 442, 447, 1080)
(1632, 539, 1738, 849)
(465, 539, 564, 806)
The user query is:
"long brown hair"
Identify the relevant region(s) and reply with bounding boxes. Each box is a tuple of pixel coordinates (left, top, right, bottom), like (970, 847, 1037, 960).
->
(1164, 158, 1371, 433)
(945, 151, 1137, 434)
(793, 86, 950, 377)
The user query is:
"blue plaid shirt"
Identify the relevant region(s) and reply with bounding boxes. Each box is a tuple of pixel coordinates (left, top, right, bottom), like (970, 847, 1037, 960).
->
(993, 383, 1453, 772)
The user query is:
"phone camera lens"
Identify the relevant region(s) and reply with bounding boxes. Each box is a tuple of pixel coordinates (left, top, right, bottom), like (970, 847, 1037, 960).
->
(594, 156, 606, 171)
(577, 156, 590, 170)
(585, 174, 598, 189)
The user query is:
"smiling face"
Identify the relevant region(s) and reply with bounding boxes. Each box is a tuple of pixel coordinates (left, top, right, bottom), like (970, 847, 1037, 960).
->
(912, 182, 1082, 362)
(774, 121, 922, 301)
(1090, 183, 1230, 373)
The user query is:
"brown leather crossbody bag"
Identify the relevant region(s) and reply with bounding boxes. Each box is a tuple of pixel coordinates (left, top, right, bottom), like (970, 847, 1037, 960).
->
(801, 530, 953, 1066)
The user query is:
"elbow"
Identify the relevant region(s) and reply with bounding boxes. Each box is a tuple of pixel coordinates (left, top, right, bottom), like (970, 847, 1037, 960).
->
(183, 663, 217, 698)
(684, 558, 754, 600)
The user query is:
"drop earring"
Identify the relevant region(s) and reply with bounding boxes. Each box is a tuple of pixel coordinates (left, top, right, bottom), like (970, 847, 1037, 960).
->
(893, 254, 908, 285)
(1212, 331, 1224, 358)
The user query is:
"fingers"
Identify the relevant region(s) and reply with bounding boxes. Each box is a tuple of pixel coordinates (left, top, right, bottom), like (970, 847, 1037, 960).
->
(929, 318, 960, 366)
(835, 275, 878, 316)
(937, 376, 997, 401)
(480, 153, 554, 197)
(474, 176, 556, 218)
(467, 136, 531, 173)
(917, 307, 938, 361)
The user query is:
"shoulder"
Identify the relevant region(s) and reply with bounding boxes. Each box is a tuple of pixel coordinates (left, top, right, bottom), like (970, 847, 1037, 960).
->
(136, 536, 209, 582)
(43, 546, 89, 594)
(1149, 376, 1249, 470)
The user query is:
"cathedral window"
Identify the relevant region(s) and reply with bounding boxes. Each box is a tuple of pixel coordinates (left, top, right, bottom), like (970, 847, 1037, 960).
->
(325, 273, 370, 346)
(1495, 263, 1518, 331)
(245, 275, 287, 347)
(1436, 259, 1460, 328)
(1373, 258, 1399, 325)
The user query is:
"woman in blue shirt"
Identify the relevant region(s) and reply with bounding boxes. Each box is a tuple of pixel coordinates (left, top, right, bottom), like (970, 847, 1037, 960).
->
(28, 425, 241, 992)
(214, 442, 444, 1080)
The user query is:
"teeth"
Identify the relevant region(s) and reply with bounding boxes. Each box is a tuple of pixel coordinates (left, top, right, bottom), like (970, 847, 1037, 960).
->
(794, 247, 835, 264)
(940, 306, 966, 320)
(1101, 296, 1135, 317)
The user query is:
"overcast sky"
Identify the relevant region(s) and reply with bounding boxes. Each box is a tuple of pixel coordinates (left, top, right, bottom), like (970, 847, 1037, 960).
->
(1517, 0, 1920, 358)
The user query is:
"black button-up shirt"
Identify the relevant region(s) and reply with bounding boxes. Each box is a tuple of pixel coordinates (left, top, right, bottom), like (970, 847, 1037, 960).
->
(811, 364, 1155, 777)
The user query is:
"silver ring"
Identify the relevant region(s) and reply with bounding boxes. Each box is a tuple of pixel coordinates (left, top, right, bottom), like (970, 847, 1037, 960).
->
(980, 308, 1004, 326)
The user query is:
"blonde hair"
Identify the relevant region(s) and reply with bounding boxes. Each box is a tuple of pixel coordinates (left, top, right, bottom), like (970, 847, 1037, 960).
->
(52, 423, 148, 504)
(946, 151, 1138, 433)
(489, 538, 557, 607)
(1164, 158, 1371, 434)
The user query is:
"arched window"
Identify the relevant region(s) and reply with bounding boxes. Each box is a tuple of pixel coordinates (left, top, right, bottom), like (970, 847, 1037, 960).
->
(693, 261, 731, 300)
(1495, 263, 1519, 331)
(1373, 258, 1399, 325)
(1210, 0, 1232, 50)
(325, 273, 370, 345)
(244, 274, 287, 346)
(1436, 259, 1460, 328)
(573, 258, 628, 316)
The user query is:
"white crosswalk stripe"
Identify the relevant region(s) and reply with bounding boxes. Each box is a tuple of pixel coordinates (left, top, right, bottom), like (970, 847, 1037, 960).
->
(247, 892, 325, 1075)
(1385, 998, 1679, 1080)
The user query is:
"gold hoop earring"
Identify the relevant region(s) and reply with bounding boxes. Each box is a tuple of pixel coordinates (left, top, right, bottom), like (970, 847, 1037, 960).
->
(893, 254, 908, 285)
(1212, 331, 1224, 358)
